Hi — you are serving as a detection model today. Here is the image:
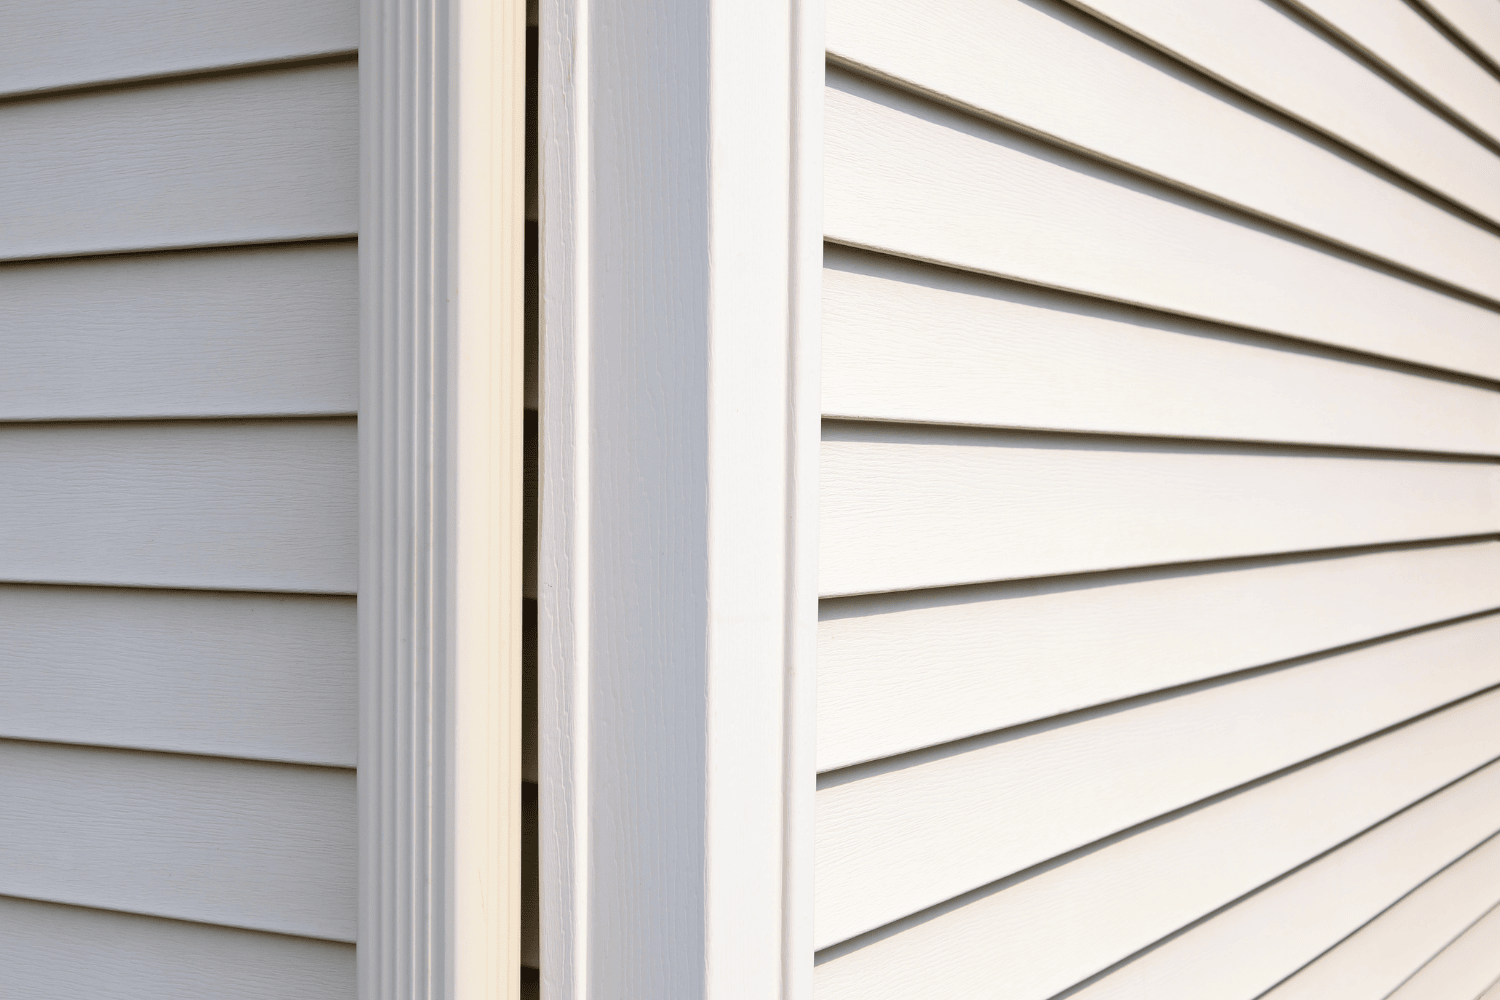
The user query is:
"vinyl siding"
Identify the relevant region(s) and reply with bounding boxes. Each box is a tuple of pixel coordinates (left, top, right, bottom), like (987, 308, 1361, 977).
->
(817, 1, 1500, 996)
(0, 1, 358, 993)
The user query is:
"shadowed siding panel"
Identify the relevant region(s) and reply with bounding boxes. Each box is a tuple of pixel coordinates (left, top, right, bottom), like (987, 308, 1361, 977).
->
(1, 7, 360, 986)
(0, 740, 355, 940)
(0, 586, 355, 766)
(0, 419, 357, 593)
(0, 0, 358, 99)
(0, 62, 357, 262)
(0, 244, 357, 421)
(0, 896, 354, 1000)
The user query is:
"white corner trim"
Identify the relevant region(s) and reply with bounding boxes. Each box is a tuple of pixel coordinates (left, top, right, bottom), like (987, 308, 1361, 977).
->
(359, 0, 528, 997)
(539, 0, 823, 996)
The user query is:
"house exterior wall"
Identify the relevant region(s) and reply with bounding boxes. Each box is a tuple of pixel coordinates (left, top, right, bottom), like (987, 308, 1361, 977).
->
(814, 1, 1500, 997)
(0, 2, 360, 996)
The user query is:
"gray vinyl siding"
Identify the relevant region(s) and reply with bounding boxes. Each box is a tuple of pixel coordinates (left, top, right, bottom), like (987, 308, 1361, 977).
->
(815, 1, 1500, 997)
(0, 1, 358, 994)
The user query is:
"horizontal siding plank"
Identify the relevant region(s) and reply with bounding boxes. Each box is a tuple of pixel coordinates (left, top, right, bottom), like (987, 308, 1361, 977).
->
(819, 539, 1500, 771)
(0, 62, 356, 262)
(820, 422, 1499, 598)
(0, 0, 357, 99)
(827, 0, 1500, 303)
(825, 71, 1500, 382)
(0, 586, 354, 766)
(1064, 757, 1500, 1000)
(0, 243, 357, 420)
(0, 419, 356, 593)
(0, 740, 354, 940)
(1421, 0, 1500, 73)
(824, 248, 1500, 456)
(1285, 0, 1500, 146)
(1264, 832, 1500, 1000)
(815, 613, 1500, 948)
(1062, 0, 1500, 225)
(1387, 904, 1500, 1000)
(814, 690, 1500, 1000)
(1068, 758, 1500, 1000)
(0, 896, 353, 1000)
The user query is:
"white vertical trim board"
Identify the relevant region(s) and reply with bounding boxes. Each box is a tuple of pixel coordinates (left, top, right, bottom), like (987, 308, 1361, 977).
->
(539, 0, 821, 995)
(358, 0, 526, 997)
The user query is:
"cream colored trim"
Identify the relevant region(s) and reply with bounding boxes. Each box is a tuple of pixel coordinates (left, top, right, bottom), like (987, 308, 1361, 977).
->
(358, 0, 526, 996)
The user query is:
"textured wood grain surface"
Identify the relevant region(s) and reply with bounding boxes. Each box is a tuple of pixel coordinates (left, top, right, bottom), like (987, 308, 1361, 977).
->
(0, 585, 354, 765)
(814, 692, 1500, 999)
(820, 421, 1500, 597)
(824, 248, 1500, 456)
(819, 539, 1500, 770)
(0, 243, 356, 420)
(1062, 0, 1500, 224)
(0, 896, 354, 1000)
(0, 62, 356, 261)
(0, 0, 356, 98)
(0, 419, 356, 593)
(1265, 831, 1500, 1000)
(825, 72, 1500, 381)
(828, 0, 1500, 303)
(815, 613, 1500, 947)
(0, 740, 354, 940)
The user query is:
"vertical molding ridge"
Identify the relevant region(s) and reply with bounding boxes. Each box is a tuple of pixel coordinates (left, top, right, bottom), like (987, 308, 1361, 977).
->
(360, 0, 526, 997)
(541, 0, 819, 996)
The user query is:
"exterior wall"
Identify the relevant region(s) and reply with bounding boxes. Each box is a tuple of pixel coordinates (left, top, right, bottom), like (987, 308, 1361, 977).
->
(815, 1, 1500, 998)
(0, 2, 359, 996)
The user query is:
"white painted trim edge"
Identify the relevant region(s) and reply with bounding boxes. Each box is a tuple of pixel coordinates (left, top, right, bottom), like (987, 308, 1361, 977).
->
(359, 1, 527, 997)
(539, 0, 821, 995)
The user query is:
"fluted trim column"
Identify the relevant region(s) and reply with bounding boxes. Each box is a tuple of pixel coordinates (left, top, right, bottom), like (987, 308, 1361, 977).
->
(359, 0, 526, 996)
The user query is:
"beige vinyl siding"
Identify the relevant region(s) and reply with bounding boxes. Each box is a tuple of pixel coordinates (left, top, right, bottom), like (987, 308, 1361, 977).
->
(817, 1, 1500, 997)
(1385, 903, 1500, 999)
(1264, 830, 1500, 1000)
(0, 1, 357, 993)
